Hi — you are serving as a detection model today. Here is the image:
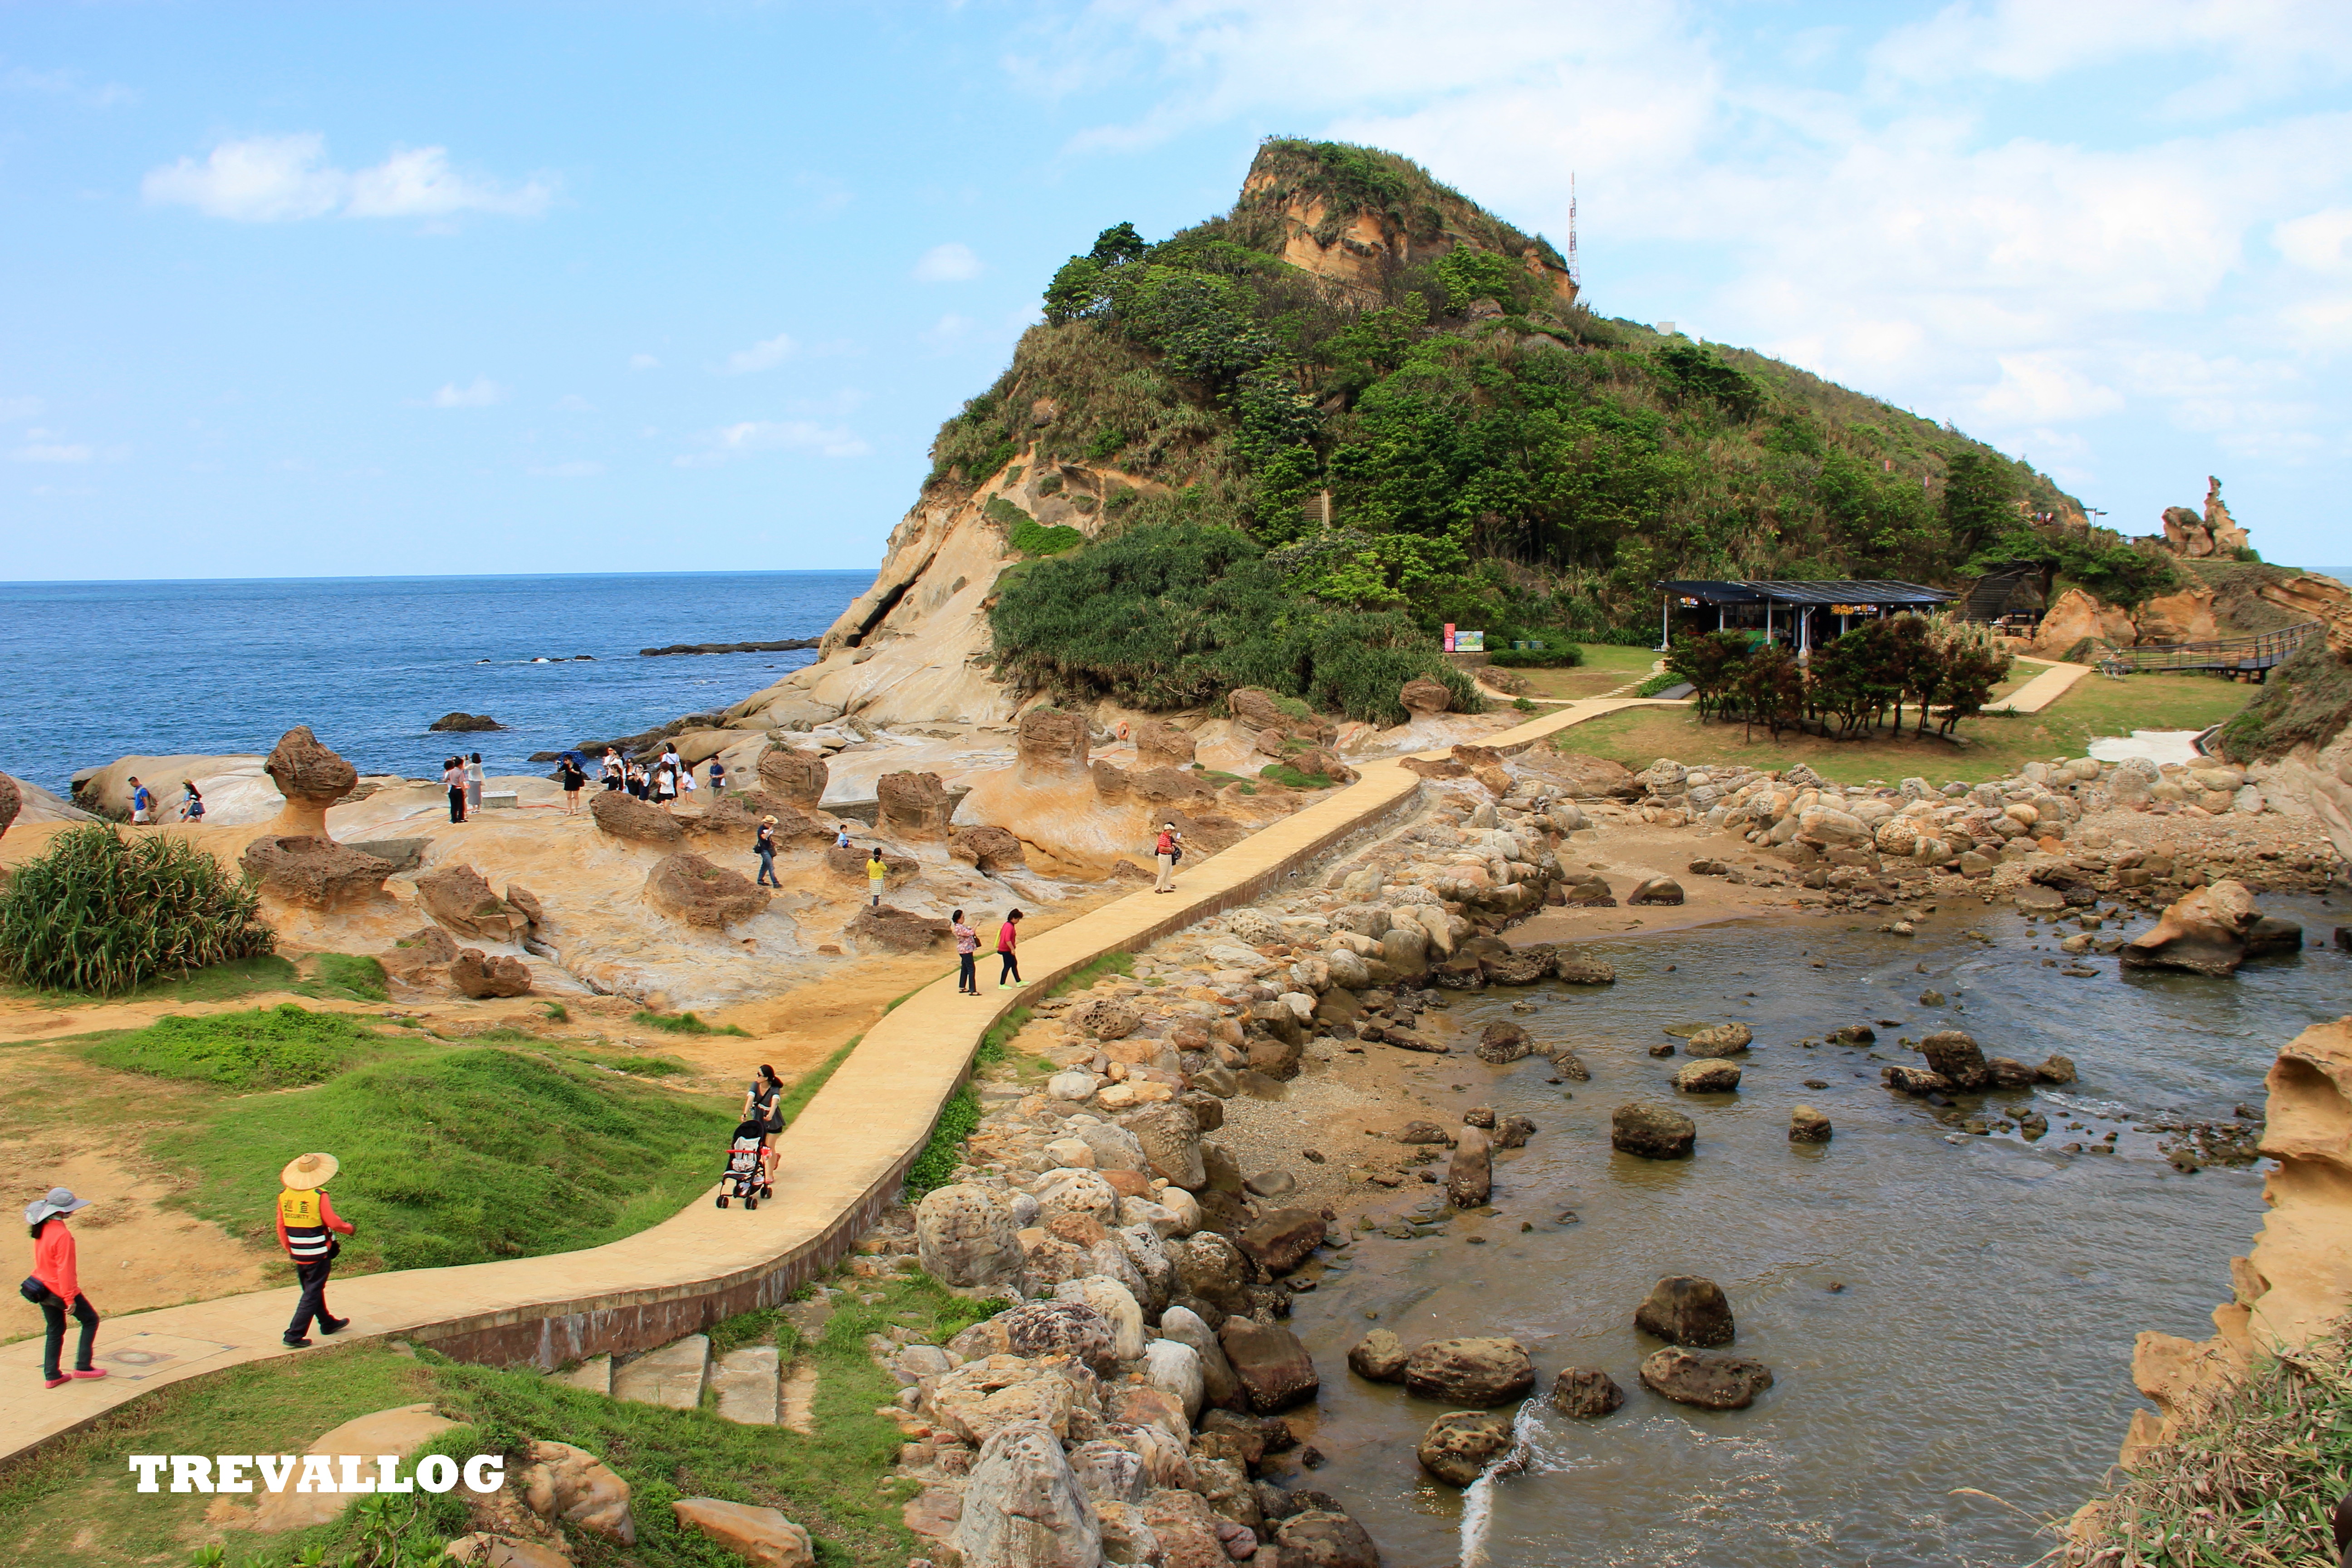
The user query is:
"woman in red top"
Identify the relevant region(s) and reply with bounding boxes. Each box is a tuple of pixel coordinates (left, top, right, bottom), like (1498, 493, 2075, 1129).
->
(26, 1187, 105, 1390)
(996, 908, 1024, 991)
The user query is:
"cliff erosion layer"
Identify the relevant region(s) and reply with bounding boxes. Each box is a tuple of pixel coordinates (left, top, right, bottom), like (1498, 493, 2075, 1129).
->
(2122, 1014, 2352, 1465)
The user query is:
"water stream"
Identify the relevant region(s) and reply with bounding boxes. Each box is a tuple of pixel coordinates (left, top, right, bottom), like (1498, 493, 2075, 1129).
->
(1284, 893, 2349, 1567)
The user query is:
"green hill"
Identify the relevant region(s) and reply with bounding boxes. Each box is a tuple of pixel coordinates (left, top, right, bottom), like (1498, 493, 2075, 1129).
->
(945, 137, 2108, 722)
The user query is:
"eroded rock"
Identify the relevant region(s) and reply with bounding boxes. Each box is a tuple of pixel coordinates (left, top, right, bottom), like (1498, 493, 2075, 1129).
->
(646, 851, 770, 928)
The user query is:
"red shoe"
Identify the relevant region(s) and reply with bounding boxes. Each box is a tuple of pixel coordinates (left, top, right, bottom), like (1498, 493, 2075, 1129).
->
(44, 1377, 69, 1389)
(69, 1368, 108, 1380)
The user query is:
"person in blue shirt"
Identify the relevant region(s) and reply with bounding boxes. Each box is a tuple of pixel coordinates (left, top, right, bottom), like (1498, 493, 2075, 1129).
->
(128, 778, 153, 824)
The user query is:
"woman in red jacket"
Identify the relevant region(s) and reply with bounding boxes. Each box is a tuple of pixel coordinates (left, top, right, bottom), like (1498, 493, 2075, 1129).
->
(26, 1187, 106, 1390)
(996, 908, 1024, 991)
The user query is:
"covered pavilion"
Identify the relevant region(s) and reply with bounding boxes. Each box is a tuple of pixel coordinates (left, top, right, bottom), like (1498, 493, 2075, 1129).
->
(1653, 579, 1954, 654)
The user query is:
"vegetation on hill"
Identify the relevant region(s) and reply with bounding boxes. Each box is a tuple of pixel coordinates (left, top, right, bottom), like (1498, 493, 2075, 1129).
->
(944, 138, 2090, 715)
(0, 822, 273, 996)
(2217, 637, 2352, 763)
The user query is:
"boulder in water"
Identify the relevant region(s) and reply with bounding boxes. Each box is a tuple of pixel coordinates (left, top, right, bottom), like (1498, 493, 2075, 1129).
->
(1218, 1317, 1319, 1413)
(1274, 1510, 1381, 1568)
(1683, 1023, 1752, 1058)
(1347, 1329, 1407, 1383)
(1475, 1021, 1533, 1063)
(1634, 1276, 1735, 1347)
(1638, 1346, 1774, 1410)
(1627, 877, 1685, 906)
(428, 712, 503, 732)
(1673, 1059, 1741, 1093)
(1612, 1102, 1696, 1159)
(1403, 1337, 1534, 1407)
(1550, 1367, 1625, 1418)
(2121, 879, 2264, 976)
(1790, 1105, 1833, 1143)
(1417, 1409, 1515, 1487)
(1917, 1030, 1989, 1090)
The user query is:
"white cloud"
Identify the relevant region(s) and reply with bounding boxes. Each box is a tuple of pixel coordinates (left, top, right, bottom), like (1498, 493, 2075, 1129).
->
(9, 441, 92, 463)
(922, 313, 977, 349)
(528, 460, 604, 478)
(424, 377, 507, 408)
(1975, 354, 2125, 423)
(142, 133, 551, 222)
(553, 394, 595, 412)
(912, 242, 984, 282)
(721, 332, 799, 374)
(628, 353, 661, 371)
(2277, 207, 2352, 273)
(4, 66, 136, 108)
(675, 421, 870, 466)
(0, 395, 43, 421)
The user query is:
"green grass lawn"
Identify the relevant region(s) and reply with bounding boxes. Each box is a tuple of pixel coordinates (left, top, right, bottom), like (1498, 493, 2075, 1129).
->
(5, 951, 396, 1010)
(1556, 669, 2258, 785)
(0, 1270, 997, 1568)
(67, 1006, 739, 1273)
(1508, 644, 1660, 701)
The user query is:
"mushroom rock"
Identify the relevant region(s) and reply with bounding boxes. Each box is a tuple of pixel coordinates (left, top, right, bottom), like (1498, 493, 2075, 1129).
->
(755, 746, 828, 807)
(452, 948, 534, 998)
(1132, 766, 1214, 806)
(949, 824, 1028, 872)
(826, 843, 918, 880)
(846, 903, 952, 952)
(1017, 707, 1090, 777)
(1134, 720, 1196, 770)
(877, 770, 954, 838)
(239, 835, 396, 910)
(1091, 760, 1131, 802)
(264, 726, 358, 837)
(1400, 677, 1452, 715)
(2122, 879, 2264, 976)
(645, 851, 771, 929)
(589, 790, 687, 844)
(415, 863, 530, 943)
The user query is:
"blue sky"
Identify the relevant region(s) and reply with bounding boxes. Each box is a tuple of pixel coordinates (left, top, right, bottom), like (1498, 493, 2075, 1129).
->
(4, 1, 2348, 581)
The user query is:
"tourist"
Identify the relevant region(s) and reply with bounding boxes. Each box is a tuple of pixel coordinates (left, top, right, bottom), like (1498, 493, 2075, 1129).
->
(654, 759, 679, 811)
(276, 1151, 355, 1348)
(626, 762, 648, 799)
(602, 748, 625, 790)
(442, 757, 468, 823)
(466, 751, 485, 816)
(558, 754, 587, 814)
(755, 815, 779, 887)
(867, 846, 888, 907)
(834, 823, 853, 849)
(1154, 821, 1183, 893)
(127, 776, 152, 825)
(997, 908, 1024, 990)
(708, 756, 728, 795)
(26, 1186, 105, 1390)
(742, 1064, 784, 1161)
(181, 780, 206, 823)
(952, 909, 980, 995)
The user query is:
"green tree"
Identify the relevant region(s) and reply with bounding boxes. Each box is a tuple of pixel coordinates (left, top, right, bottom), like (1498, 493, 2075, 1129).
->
(1664, 631, 1751, 721)
(1942, 450, 2019, 559)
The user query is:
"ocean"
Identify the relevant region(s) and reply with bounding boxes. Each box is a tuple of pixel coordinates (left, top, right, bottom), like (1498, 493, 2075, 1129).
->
(0, 571, 875, 794)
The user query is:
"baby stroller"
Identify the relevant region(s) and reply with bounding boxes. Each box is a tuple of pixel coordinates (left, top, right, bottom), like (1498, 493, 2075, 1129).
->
(716, 1119, 774, 1210)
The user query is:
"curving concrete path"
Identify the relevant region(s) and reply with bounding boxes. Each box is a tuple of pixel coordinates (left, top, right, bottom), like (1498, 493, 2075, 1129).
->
(1985, 657, 2095, 715)
(0, 697, 1676, 1466)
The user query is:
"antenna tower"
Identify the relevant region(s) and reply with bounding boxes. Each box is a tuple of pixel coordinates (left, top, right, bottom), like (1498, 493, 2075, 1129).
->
(1567, 172, 1581, 289)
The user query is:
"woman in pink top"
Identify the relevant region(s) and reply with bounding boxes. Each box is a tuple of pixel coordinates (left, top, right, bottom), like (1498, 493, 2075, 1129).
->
(27, 1186, 105, 1389)
(952, 909, 980, 996)
(996, 908, 1024, 991)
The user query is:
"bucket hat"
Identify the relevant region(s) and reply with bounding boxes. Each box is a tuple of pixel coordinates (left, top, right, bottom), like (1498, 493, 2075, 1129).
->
(24, 1187, 90, 1226)
(280, 1152, 339, 1190)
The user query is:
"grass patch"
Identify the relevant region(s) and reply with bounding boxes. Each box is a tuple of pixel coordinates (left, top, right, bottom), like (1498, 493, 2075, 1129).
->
(611, 1054, 691, 1077)
(632, 1009, 751, 1038)
(2058, 1322, 2352, 1566)
(1631, 669, 1684, 697)
(903, 1088, 982, 1198)
(172, 1044, 735, 1272)
(1259, 762, 1336, 790)
(1506, 644, 1660, 700)
(304, 951, 388, 1002)
(1, 952, 304, 1008)
(1553, 668, 2258, 786)
(538, 1000, 571, 1023)
(78, 1003, 387, 1090)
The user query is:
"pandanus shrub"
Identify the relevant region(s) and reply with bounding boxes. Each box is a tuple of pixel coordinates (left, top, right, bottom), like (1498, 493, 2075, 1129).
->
(0, 822, 274, 995)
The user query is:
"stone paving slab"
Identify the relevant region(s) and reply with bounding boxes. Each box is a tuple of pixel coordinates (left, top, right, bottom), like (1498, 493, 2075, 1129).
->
(1987, 657, 2094, 714)
(556, 1354, 612, 1395)
(0, 696, 1672, 1467)
(613, 1334, 710, 1410)
(712, 1345, 781, 1425)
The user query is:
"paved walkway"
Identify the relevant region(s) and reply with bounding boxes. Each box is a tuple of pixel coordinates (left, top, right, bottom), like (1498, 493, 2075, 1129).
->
(1986, 657, 2094, 715)
(0, 696, 1673, 1465)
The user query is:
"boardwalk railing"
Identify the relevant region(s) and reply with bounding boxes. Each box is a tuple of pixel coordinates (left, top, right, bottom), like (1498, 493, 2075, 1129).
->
(2098, 621, 2321, 678)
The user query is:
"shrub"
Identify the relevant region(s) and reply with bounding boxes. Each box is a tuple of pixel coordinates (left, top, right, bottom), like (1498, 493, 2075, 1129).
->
(0, 822, 274, 996)
(904, 1088, 981, 1198)
(2218, 641, 2352, 762)
(81, 1003, 378, 1090)
(1487, 644, 1585, 669)
(311, 952, 388, 1002)
(631, 1009, 750, 1037)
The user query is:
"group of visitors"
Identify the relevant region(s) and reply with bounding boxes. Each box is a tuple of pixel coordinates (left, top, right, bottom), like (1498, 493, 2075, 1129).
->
(122, 775, 206, 825)
(951, 907, 1024, 994)
(441, 752, 485, 823)
(27, 1146, 355, 1390)
(595, 743, 712, 811)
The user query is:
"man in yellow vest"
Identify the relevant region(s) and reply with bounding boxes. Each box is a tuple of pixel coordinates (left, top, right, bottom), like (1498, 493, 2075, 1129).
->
(275, 1152, 356, 1348)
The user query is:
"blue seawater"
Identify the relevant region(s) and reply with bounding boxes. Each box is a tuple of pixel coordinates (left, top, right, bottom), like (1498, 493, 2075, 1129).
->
(0, 571, 875, 792)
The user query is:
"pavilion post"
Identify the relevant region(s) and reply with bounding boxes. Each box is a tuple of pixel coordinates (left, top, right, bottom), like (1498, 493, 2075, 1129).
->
(1660, 593, 1671, 652)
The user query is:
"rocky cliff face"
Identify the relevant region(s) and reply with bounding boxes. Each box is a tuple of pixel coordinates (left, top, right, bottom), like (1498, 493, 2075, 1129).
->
(2121, 1015, 2352, 1464)
(1233, 167, 1577, 309)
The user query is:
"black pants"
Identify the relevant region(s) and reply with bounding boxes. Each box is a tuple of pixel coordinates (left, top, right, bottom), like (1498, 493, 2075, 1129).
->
(287, 1257, 335, 1339)
(999, 951, 1020, 985)
(41, 1291, 98, 1379)
(447, 786, 466, 823)
(958, 952, 977, 992)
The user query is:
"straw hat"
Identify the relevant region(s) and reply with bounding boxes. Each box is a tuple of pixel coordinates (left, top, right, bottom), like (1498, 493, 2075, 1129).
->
(24, 1186, 90, 1226)
(280, 1152, 339, 1190)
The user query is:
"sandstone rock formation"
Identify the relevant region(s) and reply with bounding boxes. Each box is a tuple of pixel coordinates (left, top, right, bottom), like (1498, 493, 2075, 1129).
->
(416, 863, 530, 943)
(378, 926, 457, 983)
(1417, 1410, 1516, 1487)
(239, 835, 394, 909)
(670, 1499, 815, 1568)
(453, 948, 533, 998)
(1217, 1317, 1318, 1412)
(845, 903, 950, 951)
(948, 824, 1027, 872)
(1404, 1337, 1534, 1407)
(265, 726, 358, 837)
(2122, 879, 2267, 976)
(916, 1186, 1025, 1289)
(519, 1440, 637, 1544)
(1673, 1059, 1741, 1093)
(1790, 1105, 1834, 1143)
(950, 1421, 1100, 1568)
(1635, 1276, 1736, 1347)
(1400, 677, 1452, 715)
(1551, 1367, 1625, 1418)
(1018, 708, 1090, 775)
(1134, 719, 1196, 769)
(589, 789, 686, 844)
(877, 770, 954, 838)
(2156, 476, 2251, 560)
(2033, 588, 2138, 657)
(2121, 1017, 2352, 1464)
(0, 773, 18, 838)
(2134, 584, 2218, 645)
(1639, 1347, 1774, 1410)
(645, 852, 769, 928)
(755, 746, 828, 807)
(1613, 1102, 1696, 1159)
(1348, 1329, 1408, 1383)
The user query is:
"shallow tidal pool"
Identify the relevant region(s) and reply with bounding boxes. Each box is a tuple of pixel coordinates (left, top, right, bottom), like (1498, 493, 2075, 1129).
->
(1279, 892, 2349, 1568)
